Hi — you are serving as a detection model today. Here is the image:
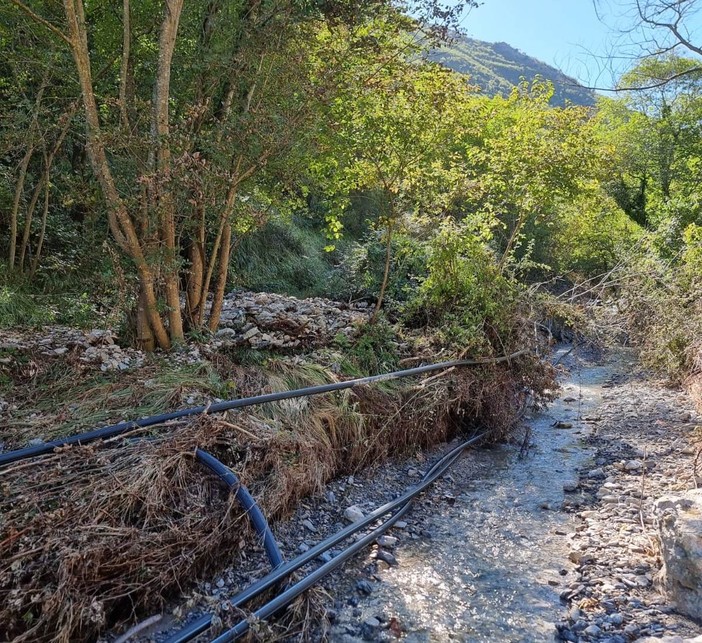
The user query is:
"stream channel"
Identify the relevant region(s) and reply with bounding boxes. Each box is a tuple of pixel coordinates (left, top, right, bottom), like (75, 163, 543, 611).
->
(323, 345, 622, 642)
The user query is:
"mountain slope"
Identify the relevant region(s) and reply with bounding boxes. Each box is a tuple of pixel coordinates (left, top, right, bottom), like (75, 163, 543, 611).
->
(430, 37, 596, 108)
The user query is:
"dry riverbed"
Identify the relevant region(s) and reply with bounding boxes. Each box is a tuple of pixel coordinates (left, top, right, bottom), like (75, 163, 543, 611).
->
(129, 345, 702, 643)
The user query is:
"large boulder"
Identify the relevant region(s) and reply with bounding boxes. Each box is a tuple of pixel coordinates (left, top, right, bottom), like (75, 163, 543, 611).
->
(655, 490, 702, 621)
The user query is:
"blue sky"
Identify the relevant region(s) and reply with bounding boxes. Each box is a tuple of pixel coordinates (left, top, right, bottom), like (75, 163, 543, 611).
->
(457, 0, 702, 89)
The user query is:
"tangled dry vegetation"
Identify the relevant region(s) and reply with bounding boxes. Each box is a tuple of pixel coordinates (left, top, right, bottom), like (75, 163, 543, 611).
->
(0, 345, 553, 642)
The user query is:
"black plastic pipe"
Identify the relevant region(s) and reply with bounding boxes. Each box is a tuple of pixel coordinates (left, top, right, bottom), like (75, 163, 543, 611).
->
(210, 434, 484, 642)
(165, 434, 483, 643)
(195, 449, 283, 569)
(212, 502, 413, 643)
(0, 350, 527, 468)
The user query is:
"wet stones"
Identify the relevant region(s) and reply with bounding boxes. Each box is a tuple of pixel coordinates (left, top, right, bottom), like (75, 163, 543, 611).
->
(563, 478, 580, 492)
(588, 468, 606, 479)
(557, 363, 702, 642)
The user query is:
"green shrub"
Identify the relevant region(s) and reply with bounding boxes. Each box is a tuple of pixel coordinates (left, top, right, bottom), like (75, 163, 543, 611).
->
(0, 286, 103, 329)
(334, 231, 427, 305)
(548, 191, 640, 278)
(404, 221, 520, 354)
(617, 228, 702, 381)
(340, 318, 400, 374)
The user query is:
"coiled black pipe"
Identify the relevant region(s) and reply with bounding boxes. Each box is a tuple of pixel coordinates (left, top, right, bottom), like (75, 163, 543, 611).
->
(195, 449, 283, 569)
(0, 350, 527, 468)
(166, 434, 483, 643)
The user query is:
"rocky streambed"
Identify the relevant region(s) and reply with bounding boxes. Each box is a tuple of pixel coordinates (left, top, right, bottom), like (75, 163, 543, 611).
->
(125, 345, 702, 643)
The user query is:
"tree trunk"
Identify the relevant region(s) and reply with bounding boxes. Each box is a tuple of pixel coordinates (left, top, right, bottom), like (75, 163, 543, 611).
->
(185, 208, 206, 327)
(9, 144, 35, 272)
(498, 210, 527, 273)
(29, 179, 50, 278)
(136, 288, 156, 351)
(19, 107, 74, 272)
(152, 0, 185, 343)
(64, 0, 171, 350)
(208, 219, 232, 332)
(21, 111, 73, 273)
(119, 0, 131, 130)
(17, 156, 44, 271)
(8, 76, 47, 272)
(371, 219, 395, 324)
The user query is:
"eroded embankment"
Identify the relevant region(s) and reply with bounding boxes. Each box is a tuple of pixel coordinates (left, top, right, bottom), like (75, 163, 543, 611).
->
(0, 342, 546, 642)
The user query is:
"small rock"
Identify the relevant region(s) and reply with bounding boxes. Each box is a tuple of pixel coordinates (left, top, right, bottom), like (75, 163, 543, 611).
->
(607, 612, 625, 625)
(375, 550, 398, 566)
(583, 624, 601, 637)
(569, 551, 595, 565)
(355, 579, 373, 596)
(377, 535, 398, 549)
(568, 606, 582, 622)
(563, 479, 580, 492)
(588, 468, 606, 479)
(302, 519, 317, 533)
(344, 505, 365, 523)
(242, 327, 260, 340)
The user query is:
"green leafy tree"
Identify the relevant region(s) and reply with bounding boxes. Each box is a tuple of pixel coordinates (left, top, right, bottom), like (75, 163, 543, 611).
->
(463, 80, 604, 273)
(1, 0, 470, 347)
(312, 42, 475, 319)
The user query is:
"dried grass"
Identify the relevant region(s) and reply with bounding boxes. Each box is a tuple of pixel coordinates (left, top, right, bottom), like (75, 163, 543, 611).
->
(0, 354, 552, 642)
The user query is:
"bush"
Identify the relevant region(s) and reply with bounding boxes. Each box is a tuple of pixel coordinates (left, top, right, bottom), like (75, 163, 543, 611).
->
(333, 318, 400, 375)
(0, 285, 103, 329)
(334, 230, 427, 306)
(548, 191, 640, 278)
(404, 221, 522, 354)
(618, 227, 702, 381)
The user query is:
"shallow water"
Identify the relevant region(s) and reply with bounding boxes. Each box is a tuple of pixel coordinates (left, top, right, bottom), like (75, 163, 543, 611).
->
(332, 346, 629, 642)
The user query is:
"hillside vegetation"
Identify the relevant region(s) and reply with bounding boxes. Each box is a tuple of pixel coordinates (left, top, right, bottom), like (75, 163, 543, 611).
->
(430, 36, 597, 107)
